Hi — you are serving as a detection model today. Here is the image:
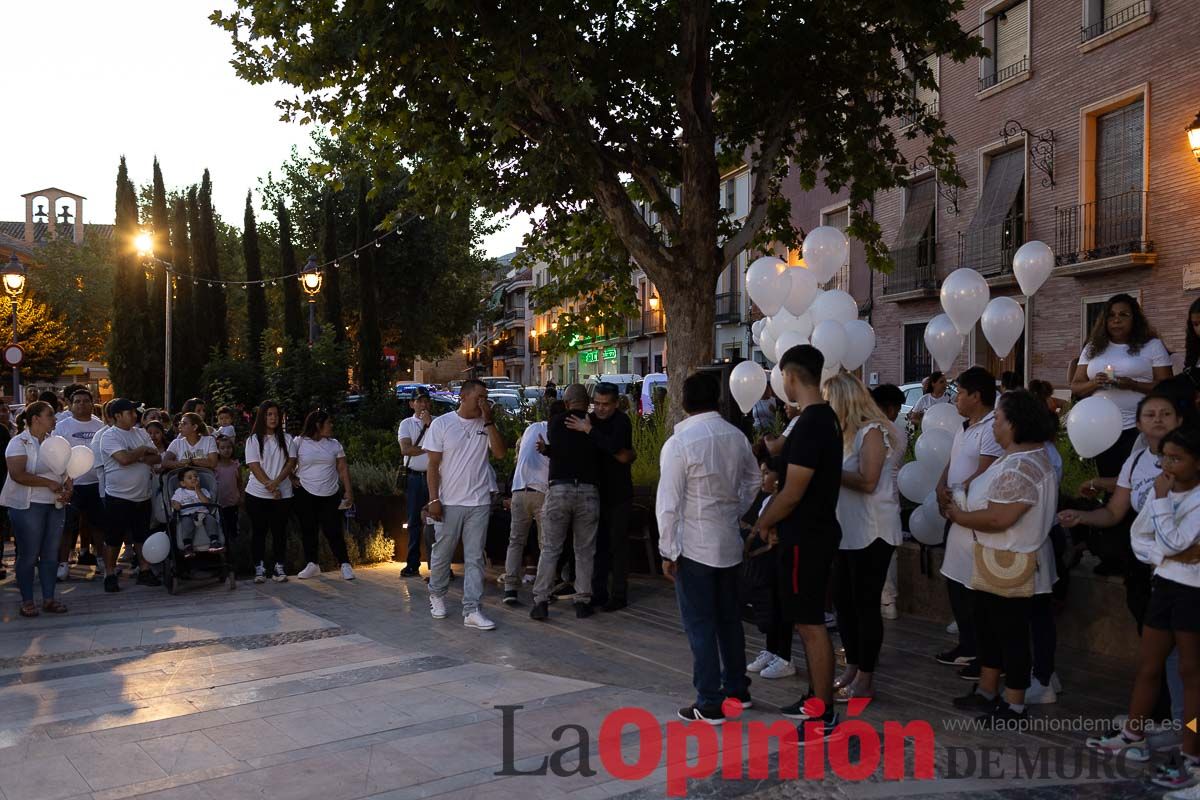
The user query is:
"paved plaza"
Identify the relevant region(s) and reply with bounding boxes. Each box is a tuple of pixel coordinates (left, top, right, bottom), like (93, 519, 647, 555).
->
(0, 559, 1172, 800)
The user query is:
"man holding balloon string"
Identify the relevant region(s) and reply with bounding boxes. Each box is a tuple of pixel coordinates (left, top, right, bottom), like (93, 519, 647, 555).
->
(54, 388, 106, 581)
(99, 398, 162, 592)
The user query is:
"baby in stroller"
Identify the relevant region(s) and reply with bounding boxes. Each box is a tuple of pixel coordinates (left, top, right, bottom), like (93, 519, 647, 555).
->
(171, 468, 224, 554)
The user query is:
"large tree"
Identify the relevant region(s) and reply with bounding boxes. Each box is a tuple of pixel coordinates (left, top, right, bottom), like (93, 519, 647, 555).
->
(107, 157, 152, 400)
(354, 179, 384, 392)
(5, 294, 73, 382)
(34, 235, 114, 362)
(147, 158, 171, 399)
(276, 200, 306, 344)
(216, 0, 981, 412)
(196, 169, 228, 356)
(318, 187, 344, 342)
(243, 190, 269, 365)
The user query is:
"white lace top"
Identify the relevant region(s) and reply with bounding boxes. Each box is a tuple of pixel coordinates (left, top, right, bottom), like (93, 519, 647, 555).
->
(837, 422, 903, 550)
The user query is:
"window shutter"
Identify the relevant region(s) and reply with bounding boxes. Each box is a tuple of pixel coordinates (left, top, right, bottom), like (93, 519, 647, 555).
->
(1096, 100, 1144, 200)
(1104, 0, 1142, 17)
(893, 180, 936, 251)
(994, 1, 1029, 73)
(735, 173, 750, 219)
(914, 55, 938, 109)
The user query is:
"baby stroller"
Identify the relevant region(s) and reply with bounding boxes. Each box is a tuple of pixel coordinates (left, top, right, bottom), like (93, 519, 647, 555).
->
(155, 466, 235, 594)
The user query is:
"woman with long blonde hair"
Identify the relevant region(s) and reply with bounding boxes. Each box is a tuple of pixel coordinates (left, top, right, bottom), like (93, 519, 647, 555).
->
(823, 372, 904, 701)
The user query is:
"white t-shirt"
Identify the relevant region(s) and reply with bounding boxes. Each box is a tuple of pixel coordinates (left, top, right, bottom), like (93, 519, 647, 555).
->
(0, 431, 61, 506)
(1118, 446, 1161, 515)
(512, 421, 549, 493)
(942, 411, 1005, 586)
(55, 415, 104, 486)
(424, 412, 493, 508)
(101, 426, 154, 502)
(244, 433, 297, 500)
(838, 422, 903, 550)
(294, 437, 346, 497)
(911, 393, 950, 416)
(1078, 339, 1172, 429)
(171, 487, 210, 516)
(398, 416, 430, 473)
(216, 425, 236, 440)
(166, 435, 217, 465)
(91, 425, 109, 496)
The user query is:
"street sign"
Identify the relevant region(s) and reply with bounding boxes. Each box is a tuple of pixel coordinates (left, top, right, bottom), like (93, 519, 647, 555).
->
(2, 344, 23, 368)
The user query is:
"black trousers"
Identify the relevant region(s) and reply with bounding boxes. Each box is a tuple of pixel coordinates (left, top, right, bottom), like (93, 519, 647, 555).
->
(246, 494, 290, 567)
(947, 579, 978, 657)
(833, 539, 895, 673)
(294, 487, 350, 565)
(766, 574, 794, 661)
(1090, 428, 1140, 570)
(975, 591, 1033, 691)
(591, 500, 632, 604)
(1030, 593, 1056, 685)
(1127, 559, 1175, 722)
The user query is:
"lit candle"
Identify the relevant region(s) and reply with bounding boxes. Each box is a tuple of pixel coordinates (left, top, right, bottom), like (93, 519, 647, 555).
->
(1105, 364, 1116, 381)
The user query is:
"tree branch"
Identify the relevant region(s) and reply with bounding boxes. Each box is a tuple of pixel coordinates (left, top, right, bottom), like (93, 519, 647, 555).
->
(721, 126, 787, 264)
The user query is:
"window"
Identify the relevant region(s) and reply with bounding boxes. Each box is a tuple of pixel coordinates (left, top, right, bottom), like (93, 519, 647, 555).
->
(821, 206, 852, 292)
(885, 179, 936, 295)
(962, 147, 1025, 275)
(721, 170, 750, 220)
(980, 1, 1029, 91)
(1095, 99, 1144, 249)
(903, 322, 932, 384)
(1082, 0, 1150, 43)
(904, 54, 939, 124)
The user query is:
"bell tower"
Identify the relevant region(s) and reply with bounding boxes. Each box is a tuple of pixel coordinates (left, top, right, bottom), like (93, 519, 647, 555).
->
(22, 188, 86, 244)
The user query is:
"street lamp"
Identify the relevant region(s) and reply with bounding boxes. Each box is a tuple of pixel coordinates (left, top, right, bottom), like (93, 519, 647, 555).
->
(1188, 110, 1200, 164)
(300, 255, 323, 344)
(3, 255, 26, 402)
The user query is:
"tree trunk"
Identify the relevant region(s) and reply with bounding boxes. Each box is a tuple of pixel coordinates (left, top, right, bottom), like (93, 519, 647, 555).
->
(655, 246, 719, 428)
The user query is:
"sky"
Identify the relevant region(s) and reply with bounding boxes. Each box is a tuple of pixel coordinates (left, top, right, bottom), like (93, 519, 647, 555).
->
(2, 0, 528, 258)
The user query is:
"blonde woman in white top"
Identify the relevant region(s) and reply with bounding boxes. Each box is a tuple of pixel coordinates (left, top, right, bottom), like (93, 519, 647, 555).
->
(824, 373, 903, 701)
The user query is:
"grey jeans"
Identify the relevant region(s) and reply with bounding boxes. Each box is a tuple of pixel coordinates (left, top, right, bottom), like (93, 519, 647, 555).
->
(429, 504, 489, 615)
(178, 513, 222, 548)
(533, 484, 600, 604)
(505, 489, 545, 591)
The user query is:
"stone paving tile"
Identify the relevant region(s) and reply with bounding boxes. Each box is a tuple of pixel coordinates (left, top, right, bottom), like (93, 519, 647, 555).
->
(0, 754, 92, 800)
(69, 741, 171, 791)
(137, 730, 242, 775)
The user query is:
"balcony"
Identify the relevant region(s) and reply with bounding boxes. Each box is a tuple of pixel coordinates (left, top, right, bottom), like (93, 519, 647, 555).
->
(1081, 0, 1148, 42)
(900, 97, 939, 128)
(979, 56, 1028, 92)
(643, 308, 665, 334)
(958, 214, 1026, 280)
(502, 308, 526, 329)
(715, 292, 741, 324)
(1055, 190, 1154, 274)
(499, 344, 526, 359)
(883, 240, 937, 299)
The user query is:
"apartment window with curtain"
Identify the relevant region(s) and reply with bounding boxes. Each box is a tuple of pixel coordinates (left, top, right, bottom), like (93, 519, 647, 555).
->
(885, 179, 936, 295)
(962, 148, 1025, 275)
(980, 1, 1029, 91)
(1094, 99, 1144, 250)
(905, 54, 939, 125)
(822, 206, 852, 292)
(1082, 0, 1150, 43)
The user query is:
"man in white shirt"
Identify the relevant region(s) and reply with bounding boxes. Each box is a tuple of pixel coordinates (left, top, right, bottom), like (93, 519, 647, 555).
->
(502, 402, 560, 605)
(100, 398, 162, 592)
(398, 389, 435, 578)
(424, 379, 506, 630)
(55, 388, 106, 579)
(658, 373, 760, 724)
(934, 367, 1003, 673)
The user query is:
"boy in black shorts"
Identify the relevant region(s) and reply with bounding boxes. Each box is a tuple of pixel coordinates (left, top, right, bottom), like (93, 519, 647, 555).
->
(753, 344, 844, 739)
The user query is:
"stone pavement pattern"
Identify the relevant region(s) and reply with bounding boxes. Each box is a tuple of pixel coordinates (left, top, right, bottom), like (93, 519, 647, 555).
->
(0, 560, 1174, 800)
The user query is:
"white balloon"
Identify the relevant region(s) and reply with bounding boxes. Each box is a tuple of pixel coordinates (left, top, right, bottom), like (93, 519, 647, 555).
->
(759, 329, 778, 363)
(1067, 396, 1123, 459)
(142, 531, 171, 565)
(66, 446, 95, 481)
(915, 429, 954, 469)
(841, 320, 876, 371)
(940, 268, 990, 336)
(981, 296, 1025, 359)
(1013, 240, 1054, 297)
(770, 364, 793, 406)
(751, 318, 767, 345)
(746, 257, 789, 316)
(39, 436, 71, 476)
(783, 267, 819, 316)
(801, 226, 849, 284)
(810, 319, 848, 369)
(898, 461, 940, 504)
(821, 366, 841, 386)
(810, 289, 858, 326)
(775, 329, 809, 360)
(910, 498, 946, 546)
(729, 360, 768, 414)
(923, 313, 964, 372)
(923, 401, 965, 436)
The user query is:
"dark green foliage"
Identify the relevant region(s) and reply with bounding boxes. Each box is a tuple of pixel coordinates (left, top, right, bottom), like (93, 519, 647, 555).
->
(196, 169, 227, 355)
(353, 180, 384, 392)
(276, 200, 306, 345)
(260, 324, 349, 428)
(107, 157, 152, 401)
(3, 294, 73, 382)
(243, 190, 269, 366)
(319, 187, 343, 341)
(147, 158, 171, 400)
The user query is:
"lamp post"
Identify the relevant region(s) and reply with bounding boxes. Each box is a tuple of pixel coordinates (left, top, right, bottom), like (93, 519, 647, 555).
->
(1188, 111, 1200, 164)
(2, 255, 26, 402)
(647, 291, 660, 373)
(135, 231, 174, 409)
(300, 255, 323, 344)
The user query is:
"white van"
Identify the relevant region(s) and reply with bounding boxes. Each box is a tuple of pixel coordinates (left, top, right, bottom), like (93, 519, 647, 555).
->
(640, 372, 668, 416)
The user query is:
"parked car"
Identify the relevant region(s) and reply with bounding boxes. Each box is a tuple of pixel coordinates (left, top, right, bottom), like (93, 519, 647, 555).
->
(899, 381, 958, 421)
(640, 372, 668, 415)
(395, 382, 436, 400)
(488, 393, 523, 413)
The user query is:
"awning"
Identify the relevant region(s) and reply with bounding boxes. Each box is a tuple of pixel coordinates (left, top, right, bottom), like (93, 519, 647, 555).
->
(892, 178, 936, 251)
(968, 148, 1024, 232)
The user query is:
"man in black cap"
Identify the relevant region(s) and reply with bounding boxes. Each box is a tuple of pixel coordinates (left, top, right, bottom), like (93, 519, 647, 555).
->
(398, 388, 434, 577)
(99, 398, 162, 591)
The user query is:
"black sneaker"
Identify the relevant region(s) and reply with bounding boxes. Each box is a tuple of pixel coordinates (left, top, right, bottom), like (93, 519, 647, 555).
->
(677, 704, 725, 725)
(399, 566, 420, 578)
(797, 712, 843, 746)
(136, 570, 162, 587)
(725, 688, 753, 710)
(935, 647, 975, 666)
(530, 601, 549, 621)
(781, 692, 822, 720)
(104, 575, 120, 593)
(503, 590, 520, 606)
(958, 662, 981, 680)
(603, 599, 627, 612)
(977, 701, 1028, 729)
(952, 684, 1000, 711)
(575, 602, 594, 619)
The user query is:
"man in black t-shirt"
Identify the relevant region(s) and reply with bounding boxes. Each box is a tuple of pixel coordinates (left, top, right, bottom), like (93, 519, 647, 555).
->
(753, 344, 843, 739)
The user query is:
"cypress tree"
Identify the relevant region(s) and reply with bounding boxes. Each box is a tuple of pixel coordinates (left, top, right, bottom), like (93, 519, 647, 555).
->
(185, 187, 208, 396)
(197, 169, 227, 356)
(108, 157, 150, 400)
(277, 200, 305, 344)
(354, 180, 383, 392)
(147, 158, 170, 403)
(171, 197, 199, 408)
(243, 190, 268, 365)
(319, 188, 344, 342)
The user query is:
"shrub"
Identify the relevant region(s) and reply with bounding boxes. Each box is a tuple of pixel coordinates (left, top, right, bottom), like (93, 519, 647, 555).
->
(349, 461, 401, 496)
(631, 408, 669, 487)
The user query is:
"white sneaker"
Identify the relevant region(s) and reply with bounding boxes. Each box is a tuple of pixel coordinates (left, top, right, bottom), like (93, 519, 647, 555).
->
(880, 601, 898, 620)
(823, 612, 837, 629)
(96, 557, 107, 576)
(1025, 675, 1058, 705)
(296, 562, 320, 579)
(747, 650, 775, 673)
(56, 562, 69, 581)
(254, 564, 266, 584)
(1167, 779, 1200, 800)
(272, 563, 288, 582)
(430, 595, 447, 619)
(464, 611, 496, 630)
(760, 656, 797, 679)
(340, 563, 355, 580)
(946, 620, 959, 635)
(1050, 672, 1063, 694)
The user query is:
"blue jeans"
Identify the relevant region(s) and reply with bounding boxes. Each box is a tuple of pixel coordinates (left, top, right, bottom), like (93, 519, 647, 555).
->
(429, 505, 489, 616)
(11, 503, 65, 603)
(675, 556, 748, 708)
(405, 472, 428, 569)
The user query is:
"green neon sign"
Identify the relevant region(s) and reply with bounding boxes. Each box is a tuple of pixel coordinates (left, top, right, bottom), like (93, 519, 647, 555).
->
(582, 350, 599, 363)
(603, 347, 617, 360)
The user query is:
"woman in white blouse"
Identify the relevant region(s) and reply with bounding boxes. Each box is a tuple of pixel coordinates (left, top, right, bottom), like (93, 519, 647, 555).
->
(908, 371, 950, 428)
(244, 401, 296, 584)
(941, 390, 1059, 727)
(293, 409, 355, 581)
(825, 373, 903, 701)
(163, 413, 217, 471)
(0, 401, 73, 617)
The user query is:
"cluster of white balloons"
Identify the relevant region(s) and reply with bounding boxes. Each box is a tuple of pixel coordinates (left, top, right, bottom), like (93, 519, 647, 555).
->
(36, 437, 95, 509)
(899, 402, 964, 545)
(744, 227, 876, 407)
